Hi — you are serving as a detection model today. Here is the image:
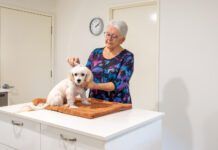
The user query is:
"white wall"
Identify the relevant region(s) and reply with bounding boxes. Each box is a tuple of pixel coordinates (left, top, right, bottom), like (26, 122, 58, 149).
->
(159, 0, 218, 150)
(54, 0, 141, 82)
(2, 0, 218, 149)
(0, 0, 56, 14)
(55, 0, 218, 150)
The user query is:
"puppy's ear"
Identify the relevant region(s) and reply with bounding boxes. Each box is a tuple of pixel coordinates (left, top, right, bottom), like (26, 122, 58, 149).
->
(68, 73, 74, 81)
(85, 67, 93, 83)
(69, 68, 75, 81)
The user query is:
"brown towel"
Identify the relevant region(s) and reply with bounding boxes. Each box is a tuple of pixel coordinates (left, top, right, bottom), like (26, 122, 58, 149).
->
(32, 98, 132, 119)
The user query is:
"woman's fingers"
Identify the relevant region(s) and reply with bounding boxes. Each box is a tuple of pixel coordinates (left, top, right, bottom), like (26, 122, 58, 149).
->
(67, 57, 80, 66)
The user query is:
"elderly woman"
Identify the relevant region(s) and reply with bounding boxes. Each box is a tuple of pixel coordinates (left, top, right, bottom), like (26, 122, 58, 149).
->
(68, 20, 134, 104)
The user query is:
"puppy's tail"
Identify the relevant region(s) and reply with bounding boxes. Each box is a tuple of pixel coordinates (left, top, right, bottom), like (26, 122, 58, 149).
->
(16, 98, 48, 113)
(29, 102, 49, 111)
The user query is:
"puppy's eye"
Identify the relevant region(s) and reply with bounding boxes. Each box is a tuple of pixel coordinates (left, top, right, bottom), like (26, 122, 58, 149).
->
(74, 73, 78, 76)
(81, 73, 85, 76)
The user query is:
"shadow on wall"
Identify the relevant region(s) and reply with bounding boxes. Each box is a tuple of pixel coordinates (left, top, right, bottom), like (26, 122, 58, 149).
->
(160, 78, 193, 150)
(204, 111, 218, 150)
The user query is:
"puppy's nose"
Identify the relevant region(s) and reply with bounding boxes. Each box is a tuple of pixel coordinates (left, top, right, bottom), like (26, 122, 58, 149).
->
(77, 79, 81, 83)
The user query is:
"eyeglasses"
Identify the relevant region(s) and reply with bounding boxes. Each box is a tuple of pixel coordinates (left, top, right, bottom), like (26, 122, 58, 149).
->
(104, 32, 120, 40)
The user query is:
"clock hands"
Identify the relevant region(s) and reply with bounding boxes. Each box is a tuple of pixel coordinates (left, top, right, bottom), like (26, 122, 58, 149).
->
(95, 23, 100, 28)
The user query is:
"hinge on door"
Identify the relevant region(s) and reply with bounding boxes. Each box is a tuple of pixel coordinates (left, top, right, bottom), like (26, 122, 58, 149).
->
(50, 70, 52, 78)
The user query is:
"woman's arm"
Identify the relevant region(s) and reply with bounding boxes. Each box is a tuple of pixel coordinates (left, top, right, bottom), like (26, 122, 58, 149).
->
(87, 81, 115, 92)
(112, 54, 134, 92)
(87, 54, 134, 92)
(85, 49, 116, 91)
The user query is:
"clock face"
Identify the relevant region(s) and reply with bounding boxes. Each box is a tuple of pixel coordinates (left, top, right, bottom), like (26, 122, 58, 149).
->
(89, 18, 104, 36)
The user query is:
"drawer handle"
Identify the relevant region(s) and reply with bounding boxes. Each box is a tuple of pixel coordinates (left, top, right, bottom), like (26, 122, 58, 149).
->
(60, 134, 77, 142)
(11, 120, 24, 126)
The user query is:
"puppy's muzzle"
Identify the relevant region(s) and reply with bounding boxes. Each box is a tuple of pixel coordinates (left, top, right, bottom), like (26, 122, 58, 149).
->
(77, 79, 81, 83)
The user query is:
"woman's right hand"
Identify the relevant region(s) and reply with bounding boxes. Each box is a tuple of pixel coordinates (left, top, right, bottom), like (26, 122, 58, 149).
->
(67, 57, 80, 67)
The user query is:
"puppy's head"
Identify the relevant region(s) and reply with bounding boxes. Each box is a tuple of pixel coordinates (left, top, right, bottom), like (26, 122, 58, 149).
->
(69, 65, 93, 86)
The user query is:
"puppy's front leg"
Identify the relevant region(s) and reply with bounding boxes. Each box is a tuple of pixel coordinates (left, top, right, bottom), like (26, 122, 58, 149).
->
(66, 95, 78, 108)
(80, 92, 90, 105)
(66, 88, 78, 108)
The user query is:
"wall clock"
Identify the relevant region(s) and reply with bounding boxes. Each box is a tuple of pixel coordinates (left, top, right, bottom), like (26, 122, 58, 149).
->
(89, 17, 104, 36)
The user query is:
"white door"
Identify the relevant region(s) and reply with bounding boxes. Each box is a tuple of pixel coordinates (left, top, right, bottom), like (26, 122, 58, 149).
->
(110, 1, 159, 110)
(0, 7, 52, 104)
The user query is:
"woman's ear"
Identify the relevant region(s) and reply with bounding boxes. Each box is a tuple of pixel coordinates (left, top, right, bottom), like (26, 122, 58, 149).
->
(120, 37, 125, 44)
(85, 67, 93, 83)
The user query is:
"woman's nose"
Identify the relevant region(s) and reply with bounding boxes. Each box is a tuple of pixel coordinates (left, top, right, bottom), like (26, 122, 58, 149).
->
(107, 36, 113, 41)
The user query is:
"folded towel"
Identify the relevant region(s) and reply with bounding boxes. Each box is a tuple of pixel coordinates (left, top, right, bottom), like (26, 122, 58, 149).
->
(32, 98, 132, 119)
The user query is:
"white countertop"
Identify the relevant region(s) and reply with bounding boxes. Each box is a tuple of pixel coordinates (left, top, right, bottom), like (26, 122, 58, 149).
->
(0, 103, 164, 141)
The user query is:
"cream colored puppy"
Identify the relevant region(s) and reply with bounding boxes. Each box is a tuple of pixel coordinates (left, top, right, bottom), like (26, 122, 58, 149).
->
(30, 65, 92, 110)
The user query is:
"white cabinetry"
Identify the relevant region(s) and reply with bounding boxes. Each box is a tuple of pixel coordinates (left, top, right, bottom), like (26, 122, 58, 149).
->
(41, 124, 105, 150)
(0, 103, 164, 150)
(0, 113, 40, 150)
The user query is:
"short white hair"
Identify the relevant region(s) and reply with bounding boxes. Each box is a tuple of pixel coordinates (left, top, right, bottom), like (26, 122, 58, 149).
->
(108, 20, 128, 37)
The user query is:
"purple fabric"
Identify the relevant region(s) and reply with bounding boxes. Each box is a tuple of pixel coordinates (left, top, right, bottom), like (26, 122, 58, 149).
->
(86, 48, 134, 104)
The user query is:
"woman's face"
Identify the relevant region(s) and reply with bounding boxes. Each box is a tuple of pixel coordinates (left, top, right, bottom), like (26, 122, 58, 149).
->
(104, 26, 125, 50)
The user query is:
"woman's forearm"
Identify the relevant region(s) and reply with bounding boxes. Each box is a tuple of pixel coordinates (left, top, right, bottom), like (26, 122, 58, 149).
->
(90, 82, 115, 92)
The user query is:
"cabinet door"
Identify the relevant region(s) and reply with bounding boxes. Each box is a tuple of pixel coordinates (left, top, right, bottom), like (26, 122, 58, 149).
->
(41, 124, 105, 150)
(0, 113, 40, 150)
(41, 124, 77, 150)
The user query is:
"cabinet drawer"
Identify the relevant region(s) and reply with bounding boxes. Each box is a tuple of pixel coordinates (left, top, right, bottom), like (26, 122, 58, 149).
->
(0, 113, 40, 150)
(41, 124, 105, 150)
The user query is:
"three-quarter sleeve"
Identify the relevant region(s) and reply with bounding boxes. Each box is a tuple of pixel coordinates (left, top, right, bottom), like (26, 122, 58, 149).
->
(112, 54, 134, 92)
(86, 50, 95, 70)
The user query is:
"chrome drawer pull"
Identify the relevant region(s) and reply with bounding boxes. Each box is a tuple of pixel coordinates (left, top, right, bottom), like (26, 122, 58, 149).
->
(60, 134, 77, 142)
(11, 120, 23, 126)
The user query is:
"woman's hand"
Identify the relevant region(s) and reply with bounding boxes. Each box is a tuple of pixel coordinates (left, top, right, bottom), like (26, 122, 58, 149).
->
(67, 57, 80, 67)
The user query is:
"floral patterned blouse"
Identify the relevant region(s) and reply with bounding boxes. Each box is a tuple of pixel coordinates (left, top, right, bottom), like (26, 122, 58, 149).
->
(86, 48, 134, 104)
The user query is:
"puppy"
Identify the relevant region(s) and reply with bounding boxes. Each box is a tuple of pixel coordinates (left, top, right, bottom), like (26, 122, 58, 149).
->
(30, 64, 93, 110)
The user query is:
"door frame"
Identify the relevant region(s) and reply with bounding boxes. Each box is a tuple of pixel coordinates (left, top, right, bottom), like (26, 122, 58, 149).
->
(108, 0, 160, 110)
(0, 4, 55, 87)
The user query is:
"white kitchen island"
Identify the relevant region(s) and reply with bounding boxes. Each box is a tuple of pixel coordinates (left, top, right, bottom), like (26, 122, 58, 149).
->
(0, 103, 164, 150)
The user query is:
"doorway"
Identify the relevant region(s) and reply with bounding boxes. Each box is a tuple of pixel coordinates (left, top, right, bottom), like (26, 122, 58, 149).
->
(109, 1, 159, 110)
(0, 7, 53, 104)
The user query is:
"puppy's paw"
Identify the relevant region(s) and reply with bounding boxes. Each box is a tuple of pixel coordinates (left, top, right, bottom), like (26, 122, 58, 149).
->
(64, 104, 70, 107)
(82, 100, 91, 105)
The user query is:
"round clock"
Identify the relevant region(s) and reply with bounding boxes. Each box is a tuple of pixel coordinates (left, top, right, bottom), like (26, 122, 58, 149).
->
(89, 17, 104, 36)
